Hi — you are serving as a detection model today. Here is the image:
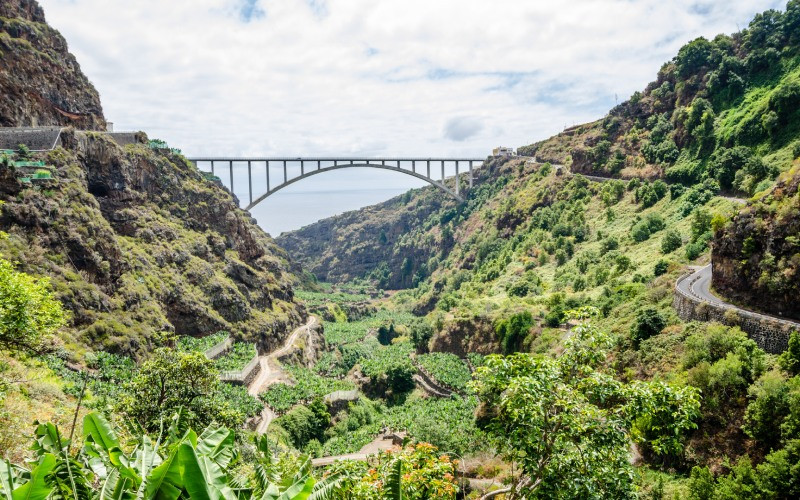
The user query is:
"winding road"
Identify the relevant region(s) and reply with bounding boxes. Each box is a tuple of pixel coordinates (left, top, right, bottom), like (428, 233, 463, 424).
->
(249, 316, 318, 434)
(678, 264, 800, 327)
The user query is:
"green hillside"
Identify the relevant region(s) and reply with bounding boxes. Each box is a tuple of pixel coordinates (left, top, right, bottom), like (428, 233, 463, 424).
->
(4, 0, 800, 498)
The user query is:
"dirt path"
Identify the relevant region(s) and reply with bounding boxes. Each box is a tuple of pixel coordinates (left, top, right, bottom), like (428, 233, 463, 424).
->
(311, 433, 400, 467)
(249, 316, 317, 434)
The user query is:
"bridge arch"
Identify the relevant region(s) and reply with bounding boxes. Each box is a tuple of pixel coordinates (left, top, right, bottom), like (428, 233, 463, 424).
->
(188, 157, 483, 211)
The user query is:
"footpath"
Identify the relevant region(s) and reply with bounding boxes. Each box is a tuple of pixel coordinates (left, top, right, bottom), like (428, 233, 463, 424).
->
(248, 316, 318, 434)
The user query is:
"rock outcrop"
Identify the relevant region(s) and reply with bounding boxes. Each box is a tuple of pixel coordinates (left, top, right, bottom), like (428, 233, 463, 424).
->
(0, 0, 106, 130)
(0, 130, 304, 356)
(712, 162, 800, 320)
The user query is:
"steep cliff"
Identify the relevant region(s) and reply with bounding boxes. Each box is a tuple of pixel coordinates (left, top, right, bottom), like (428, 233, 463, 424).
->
(713, 160, 800, 319)
(0, 132, 304, 356)
(0, 0, 105, 129)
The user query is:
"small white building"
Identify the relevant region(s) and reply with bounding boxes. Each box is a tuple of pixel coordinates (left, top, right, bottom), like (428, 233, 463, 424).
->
(492, 146, 515, 157)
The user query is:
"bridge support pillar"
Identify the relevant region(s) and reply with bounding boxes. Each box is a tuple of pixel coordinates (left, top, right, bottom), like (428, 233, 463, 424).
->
(283, 161, 287, 183)
(247, 161, 252, 204)
(455, 161, 460, 197)
(229, 161, 233, 195)
(266, 160, 270, 191)
(469, 162, 473, 188)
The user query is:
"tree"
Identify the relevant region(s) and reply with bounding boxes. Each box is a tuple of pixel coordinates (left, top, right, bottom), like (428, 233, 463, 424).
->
(631, 307, 667, 347)
(0, 256, 65, 353)
(117, 348, 242, 432)
(691, 208, 713, 242)
(661, 230, 683, 253)
(779, 331, 800, 376)
(472, 309, 700, 498)
(495, 311, 534, 353)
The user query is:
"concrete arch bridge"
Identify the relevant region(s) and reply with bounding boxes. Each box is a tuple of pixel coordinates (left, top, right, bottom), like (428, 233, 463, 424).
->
(187, 157, 484, 210)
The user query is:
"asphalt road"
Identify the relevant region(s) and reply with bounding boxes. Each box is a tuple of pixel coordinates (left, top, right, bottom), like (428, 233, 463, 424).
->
(678, 264, 800, 326)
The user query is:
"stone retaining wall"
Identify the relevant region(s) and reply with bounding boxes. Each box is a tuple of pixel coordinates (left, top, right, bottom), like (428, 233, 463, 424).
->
(673, 273, 798, 354)
(204, 336, 233, 360)
(220, 354, 261, 386)
(324, 389, 360, 415)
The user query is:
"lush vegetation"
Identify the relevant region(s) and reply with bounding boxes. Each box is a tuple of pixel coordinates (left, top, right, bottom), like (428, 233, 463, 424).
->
(214, 341, 257, 372)
(176, 331, 228, 353)
(416, 352, 472, 393)
(473, 309, 701, 497)
(0, 410, 457, 499)
(260, 365, 355, 413)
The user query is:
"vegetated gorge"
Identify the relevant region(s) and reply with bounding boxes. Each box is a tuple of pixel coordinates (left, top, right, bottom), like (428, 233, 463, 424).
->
(2, 0, 800, 499)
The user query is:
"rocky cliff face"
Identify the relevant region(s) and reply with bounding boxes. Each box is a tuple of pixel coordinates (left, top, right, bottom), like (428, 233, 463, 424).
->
(0, 131, 304, 357)
(0, 0, 106, 129)
(713, 161, 800, 320)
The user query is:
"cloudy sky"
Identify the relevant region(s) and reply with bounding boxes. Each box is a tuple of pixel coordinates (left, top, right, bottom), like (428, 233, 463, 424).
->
(39, 0, 786, 234)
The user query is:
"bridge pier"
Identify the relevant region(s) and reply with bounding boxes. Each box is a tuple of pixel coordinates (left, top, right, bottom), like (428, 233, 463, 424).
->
(455, 161, 460, 197)
(248, 160, 252, 205)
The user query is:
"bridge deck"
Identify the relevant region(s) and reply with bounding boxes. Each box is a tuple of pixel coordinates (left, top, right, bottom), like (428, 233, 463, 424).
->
(187, 156, 486, 209)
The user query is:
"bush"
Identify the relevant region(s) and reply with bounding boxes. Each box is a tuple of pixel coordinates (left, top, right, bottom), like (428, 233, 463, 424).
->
(631, 213, 666, 242)
(600, 236, 619, 255)
(661, 230, 683, 253)
(779, 331, 800, 376)
(495, 311, 534, 353)
(654, 260, 669, 276)
(278, 397, 330, 448)
(631, 307, 667, 346)
(690, 209, 713, 242)
(743, 370, 791, 450)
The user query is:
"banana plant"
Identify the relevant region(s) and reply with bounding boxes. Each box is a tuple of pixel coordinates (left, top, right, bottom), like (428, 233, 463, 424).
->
(0, 412, 342, 500)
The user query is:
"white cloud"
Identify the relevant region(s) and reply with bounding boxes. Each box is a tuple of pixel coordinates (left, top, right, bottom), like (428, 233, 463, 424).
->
(37, 0, 787, 233)
(443, 116, 484, 142)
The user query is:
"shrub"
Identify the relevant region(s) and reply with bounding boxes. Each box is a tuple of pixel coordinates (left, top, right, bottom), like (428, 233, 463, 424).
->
(495, 311, 534, 353)
(600, 236, 619, 255)
(661, 230, 683, 253)
(0, 257, 65, 352)
(743, 370, 791, 450)
(779, 331, 800, 376)
(690, 209, 713, 242)
(631, 307, 667, 346)
(631, 213, 666, 242)
(654, 260, 669, 276)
